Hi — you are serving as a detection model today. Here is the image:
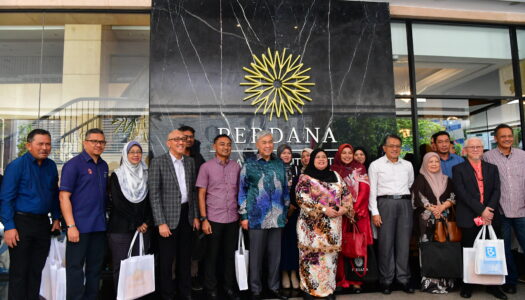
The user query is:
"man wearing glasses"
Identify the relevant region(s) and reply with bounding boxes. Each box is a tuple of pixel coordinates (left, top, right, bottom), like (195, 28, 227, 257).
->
(453, 137, 505, 299)
(149, 129, 200, 300)
(59, 128, 109, 300)
(368, 134, 415, 294)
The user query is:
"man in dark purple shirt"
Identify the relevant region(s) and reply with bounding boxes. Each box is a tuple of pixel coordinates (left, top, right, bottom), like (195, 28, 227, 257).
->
(196, 134, 241, 300)
(59, 128, 109, 300)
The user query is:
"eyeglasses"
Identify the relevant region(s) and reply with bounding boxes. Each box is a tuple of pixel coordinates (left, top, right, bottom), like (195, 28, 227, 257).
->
(86, 140, 107, 146)
(128, 151, 143, 155)
(385, 144, 401, 149)
(184, 135, 194, 139)
(466, 146, 483, 150)
(168, 137, 188, 142)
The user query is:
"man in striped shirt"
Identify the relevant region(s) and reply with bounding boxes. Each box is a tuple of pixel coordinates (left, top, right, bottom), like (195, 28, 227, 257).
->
(483, 124, 525, 295)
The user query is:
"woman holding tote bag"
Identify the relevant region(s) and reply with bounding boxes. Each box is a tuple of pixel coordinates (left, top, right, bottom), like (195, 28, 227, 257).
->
(411, 152, 457, 294)
(107, 141, 152, 292)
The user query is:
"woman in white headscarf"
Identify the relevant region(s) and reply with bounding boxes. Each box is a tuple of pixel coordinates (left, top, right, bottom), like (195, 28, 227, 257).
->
(107, 141, 151, 290)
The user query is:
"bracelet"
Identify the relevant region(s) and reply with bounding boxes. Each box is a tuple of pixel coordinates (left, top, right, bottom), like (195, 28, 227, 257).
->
(67, 224, 76, 228)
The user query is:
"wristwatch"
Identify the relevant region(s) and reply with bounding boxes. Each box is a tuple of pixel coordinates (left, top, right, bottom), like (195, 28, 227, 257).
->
(322, 207, 327, 213)
(199, 216, 208, 222)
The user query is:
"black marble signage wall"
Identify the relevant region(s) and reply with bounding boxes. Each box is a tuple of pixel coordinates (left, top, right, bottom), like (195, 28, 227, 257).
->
(150, 0, 397, 161)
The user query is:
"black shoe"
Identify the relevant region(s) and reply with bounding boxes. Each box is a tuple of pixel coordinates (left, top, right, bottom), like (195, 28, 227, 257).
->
(251, 293, 261, 300)
(380, 285, 392, 295)
(302, 292, 314, 300)
(191, 276, 203, 291)
(206, 290, 218, 300)
(502, 284, 517, 294)
(353, 286, 362, 294)
(225, 288, 241, 300)
(402, 284, 414, 294)
(460, 286, 472, 298)
(487, 287, 507, 300)
(269, 289, 289, 300)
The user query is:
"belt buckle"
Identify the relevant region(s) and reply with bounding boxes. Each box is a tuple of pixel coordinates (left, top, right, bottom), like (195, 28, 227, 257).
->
(393, 195, 402, 200)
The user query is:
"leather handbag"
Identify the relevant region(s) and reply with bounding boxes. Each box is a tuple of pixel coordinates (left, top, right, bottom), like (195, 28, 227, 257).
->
(446, 206, 462, 242)
(434, 219, 448, 243)
(341, 223, 366, 258)
(434, 215, 462, 243)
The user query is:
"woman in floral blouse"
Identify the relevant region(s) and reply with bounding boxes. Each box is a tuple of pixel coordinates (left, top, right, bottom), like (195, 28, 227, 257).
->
(296, 149, 354, 300)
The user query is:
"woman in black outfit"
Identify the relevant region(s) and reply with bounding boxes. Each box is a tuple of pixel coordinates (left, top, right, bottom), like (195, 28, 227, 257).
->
(108, 141, 151, 290)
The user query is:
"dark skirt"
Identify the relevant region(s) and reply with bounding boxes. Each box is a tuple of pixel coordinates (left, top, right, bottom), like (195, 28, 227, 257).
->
(280, 210, 299, 270)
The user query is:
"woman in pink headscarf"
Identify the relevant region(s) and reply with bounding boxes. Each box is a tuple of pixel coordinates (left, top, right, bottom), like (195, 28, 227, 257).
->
(331, 143, 373, 292)
(411, 152, 456, 294)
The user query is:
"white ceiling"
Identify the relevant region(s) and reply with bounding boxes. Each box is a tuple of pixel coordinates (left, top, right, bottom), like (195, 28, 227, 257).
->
(359, 0, 525, 13)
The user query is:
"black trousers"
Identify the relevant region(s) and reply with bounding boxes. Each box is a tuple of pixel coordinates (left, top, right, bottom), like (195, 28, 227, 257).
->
(66, 231, 107, 300)
(8, 213, 51, 300)
(203, 221, 238, 292)
(158, 203, 192, 300)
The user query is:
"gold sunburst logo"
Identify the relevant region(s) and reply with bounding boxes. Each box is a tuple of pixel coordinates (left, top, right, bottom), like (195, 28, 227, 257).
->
(240, 48, 315, 121)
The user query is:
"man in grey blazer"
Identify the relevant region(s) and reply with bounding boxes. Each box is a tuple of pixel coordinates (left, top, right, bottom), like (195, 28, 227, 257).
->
(149, 129, 200, 300)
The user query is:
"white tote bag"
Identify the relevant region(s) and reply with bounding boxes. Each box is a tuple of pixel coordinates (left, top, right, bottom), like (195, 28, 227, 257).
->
(474, 225, 507, 275)
(117, 231, 155, 300)
(40, 236, 67, 300)
(463, 247, 505, 285)
(235, 227, 249, 291)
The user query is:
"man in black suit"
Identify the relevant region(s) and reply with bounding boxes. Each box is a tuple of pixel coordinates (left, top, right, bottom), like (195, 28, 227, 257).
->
(452, 137, 506, 300)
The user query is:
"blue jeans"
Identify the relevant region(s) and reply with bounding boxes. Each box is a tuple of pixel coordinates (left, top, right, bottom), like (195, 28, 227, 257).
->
(501, 216, 525, 285)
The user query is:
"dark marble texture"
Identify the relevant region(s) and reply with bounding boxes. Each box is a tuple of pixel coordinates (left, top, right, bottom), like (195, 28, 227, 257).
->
(150, 0, 396, 161)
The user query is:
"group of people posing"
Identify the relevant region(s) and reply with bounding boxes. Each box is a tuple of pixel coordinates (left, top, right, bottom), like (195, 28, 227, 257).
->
(0, 123, 524, 300)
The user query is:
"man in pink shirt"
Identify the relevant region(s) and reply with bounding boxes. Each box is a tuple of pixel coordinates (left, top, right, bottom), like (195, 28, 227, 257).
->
(196, 134, 241, 300)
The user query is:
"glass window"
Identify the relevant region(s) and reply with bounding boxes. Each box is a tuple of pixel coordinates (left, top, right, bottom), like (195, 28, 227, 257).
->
(0, 13, 150, 174)
(395, 98, 414, 158)
(416, 98, 520, 154)
(391, 22, 410, 96)
(516, 29, 525, 97)
(413, 24, 513, 97)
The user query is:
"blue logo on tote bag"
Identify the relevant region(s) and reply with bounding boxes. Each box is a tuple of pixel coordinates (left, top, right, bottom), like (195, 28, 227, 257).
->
(485, 247, 497, 258)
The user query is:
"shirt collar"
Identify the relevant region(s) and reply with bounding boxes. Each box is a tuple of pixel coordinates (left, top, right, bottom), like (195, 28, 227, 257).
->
(496, 147, 513, 157)
(256, 153, 276, 161)
(169, 152, 185, 163)
(80, 150, 93, 162)
(214, 157, 230, 166)
(383, 155, 401, 165)
(24, 151, 48, 165)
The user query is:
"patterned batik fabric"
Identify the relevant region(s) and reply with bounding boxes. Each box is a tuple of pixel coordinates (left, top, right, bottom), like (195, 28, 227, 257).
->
(238, 154, 290, 229)
(296, 173, 354, 297)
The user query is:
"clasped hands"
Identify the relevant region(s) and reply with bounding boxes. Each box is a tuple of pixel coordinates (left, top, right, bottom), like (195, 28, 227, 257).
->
(323, 205, 348, 218)
(481, 207, 494, 225)
(426, 204, 447, 219)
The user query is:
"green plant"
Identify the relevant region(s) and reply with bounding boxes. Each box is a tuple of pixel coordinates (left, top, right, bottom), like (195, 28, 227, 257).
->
(112, 116, 148, 141)
(16, 123, 33, 157)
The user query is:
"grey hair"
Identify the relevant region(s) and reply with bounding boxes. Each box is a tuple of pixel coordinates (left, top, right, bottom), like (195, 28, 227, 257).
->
(465, 137, 484, 148)
(255, 130, 273, 142)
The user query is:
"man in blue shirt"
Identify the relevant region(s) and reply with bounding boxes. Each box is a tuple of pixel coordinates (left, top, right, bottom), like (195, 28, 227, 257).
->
(0, 129, 61, 300)
(59, 128, 109, 300)
(432, 131, 464, 178)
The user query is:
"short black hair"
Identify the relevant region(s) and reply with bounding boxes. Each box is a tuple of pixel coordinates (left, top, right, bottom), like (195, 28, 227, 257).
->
(494, 124, 513, 136)
(27, 129, 51, 143)
(382, 134, 402, 146)
(213, 134, 232, 144)
(178, 125, 195, 134)
(85, 128, 104, 140)
(431, 131, 450, 143)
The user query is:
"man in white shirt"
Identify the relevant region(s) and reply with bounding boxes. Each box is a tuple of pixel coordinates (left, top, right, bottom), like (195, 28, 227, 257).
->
(369, 134, 415, 294)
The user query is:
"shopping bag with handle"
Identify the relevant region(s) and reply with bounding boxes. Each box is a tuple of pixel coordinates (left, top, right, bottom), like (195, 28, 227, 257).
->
(474, 225, 507, 275)
(463, 247, 505, 285)
(235, 227, 249, 291)
(117, 231, 155, 300)
(40, 236, 67, 300)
